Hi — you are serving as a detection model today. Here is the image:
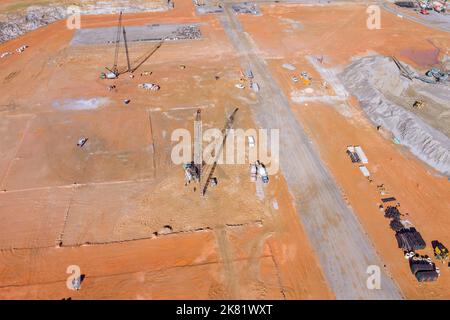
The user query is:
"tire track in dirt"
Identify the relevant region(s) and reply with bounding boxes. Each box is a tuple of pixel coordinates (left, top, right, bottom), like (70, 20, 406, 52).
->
(214, 226, 239, 299)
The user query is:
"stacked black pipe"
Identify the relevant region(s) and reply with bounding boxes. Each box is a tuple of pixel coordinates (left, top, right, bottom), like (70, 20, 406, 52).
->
(395, 228, 426, 251)
(409, 257, 439, 282)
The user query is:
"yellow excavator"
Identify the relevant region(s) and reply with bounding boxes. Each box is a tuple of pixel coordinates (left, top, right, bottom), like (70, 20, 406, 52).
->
(432, 240, 449, 263)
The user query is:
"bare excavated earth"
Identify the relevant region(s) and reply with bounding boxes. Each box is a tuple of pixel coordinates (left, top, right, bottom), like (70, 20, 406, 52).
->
(341, 55, 450, 176)
(0, 1, 170, 43)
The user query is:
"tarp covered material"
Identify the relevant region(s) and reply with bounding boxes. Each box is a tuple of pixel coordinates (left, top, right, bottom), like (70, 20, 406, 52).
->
(359, 165, 370, 177)
(355, 146, 368, 164)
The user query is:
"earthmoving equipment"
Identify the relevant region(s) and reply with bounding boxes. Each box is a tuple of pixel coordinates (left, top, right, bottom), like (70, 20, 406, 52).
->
(413, 100, 425, 109)
(432, 240, 449, 262)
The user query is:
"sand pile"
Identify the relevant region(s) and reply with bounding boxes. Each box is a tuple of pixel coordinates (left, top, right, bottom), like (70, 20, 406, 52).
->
(341, 55, 450, 176)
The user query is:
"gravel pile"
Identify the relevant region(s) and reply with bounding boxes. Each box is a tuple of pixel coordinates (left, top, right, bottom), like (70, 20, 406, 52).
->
(341, 55, 450, 176)
(0, 6, 66, 43)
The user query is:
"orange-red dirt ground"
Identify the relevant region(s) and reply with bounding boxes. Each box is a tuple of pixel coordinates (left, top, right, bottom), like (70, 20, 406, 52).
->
(0, 1, 449, 299)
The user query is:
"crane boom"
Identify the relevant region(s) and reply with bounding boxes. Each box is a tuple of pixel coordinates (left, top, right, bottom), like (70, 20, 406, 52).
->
(201, 108, 238, 196)
(122, 26, 131, 72)
(112, 11, 123, 75)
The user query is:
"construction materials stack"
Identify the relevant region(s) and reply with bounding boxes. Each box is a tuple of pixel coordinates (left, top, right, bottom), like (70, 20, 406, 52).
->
(408, 255, 439, 282)
(395, 228, 426, 251)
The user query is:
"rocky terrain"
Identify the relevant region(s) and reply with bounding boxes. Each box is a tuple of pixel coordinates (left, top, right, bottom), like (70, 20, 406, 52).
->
(0, 6, 67, 43)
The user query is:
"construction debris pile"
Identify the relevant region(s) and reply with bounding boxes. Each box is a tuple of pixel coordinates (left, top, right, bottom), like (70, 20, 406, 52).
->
(394, 0, 448, 14)
(168, 25, 202, 41)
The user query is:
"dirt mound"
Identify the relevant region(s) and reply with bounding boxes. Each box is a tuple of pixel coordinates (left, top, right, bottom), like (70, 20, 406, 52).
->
(341, 55, 450, 176)
(0, 6, 66, 43)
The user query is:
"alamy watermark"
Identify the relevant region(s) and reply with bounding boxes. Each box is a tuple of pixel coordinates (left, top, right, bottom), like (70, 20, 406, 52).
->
(366, 265, 381, 290)
(66, 6, 81, 30)
(366, 5, 381, 30)
(66, 265, 82, 291)
(171, 125, 280, 175)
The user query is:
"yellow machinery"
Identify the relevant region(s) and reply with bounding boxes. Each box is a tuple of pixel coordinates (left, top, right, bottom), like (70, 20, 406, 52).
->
(432, 240, 449, 262)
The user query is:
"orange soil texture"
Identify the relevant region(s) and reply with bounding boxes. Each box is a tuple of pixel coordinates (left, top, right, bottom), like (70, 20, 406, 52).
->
(0, 0, 331, 299)
(237, 4, 450, 299)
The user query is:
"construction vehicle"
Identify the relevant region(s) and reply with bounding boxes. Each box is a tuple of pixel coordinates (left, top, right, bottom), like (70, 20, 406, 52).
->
(432, 240, 449, 262)
(413, 100, 425, 109)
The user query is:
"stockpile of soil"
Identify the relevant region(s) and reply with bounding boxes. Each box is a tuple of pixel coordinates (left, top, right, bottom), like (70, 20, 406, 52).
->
(341, 55, 450, 176)
(0, 6, 66, 43)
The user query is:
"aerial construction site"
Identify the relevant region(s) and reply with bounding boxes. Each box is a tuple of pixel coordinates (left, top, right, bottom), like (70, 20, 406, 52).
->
(0, 0, 449, 300)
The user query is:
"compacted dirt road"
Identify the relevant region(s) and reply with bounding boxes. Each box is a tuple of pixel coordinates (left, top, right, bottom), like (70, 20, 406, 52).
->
(220, 3, 402, 299)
